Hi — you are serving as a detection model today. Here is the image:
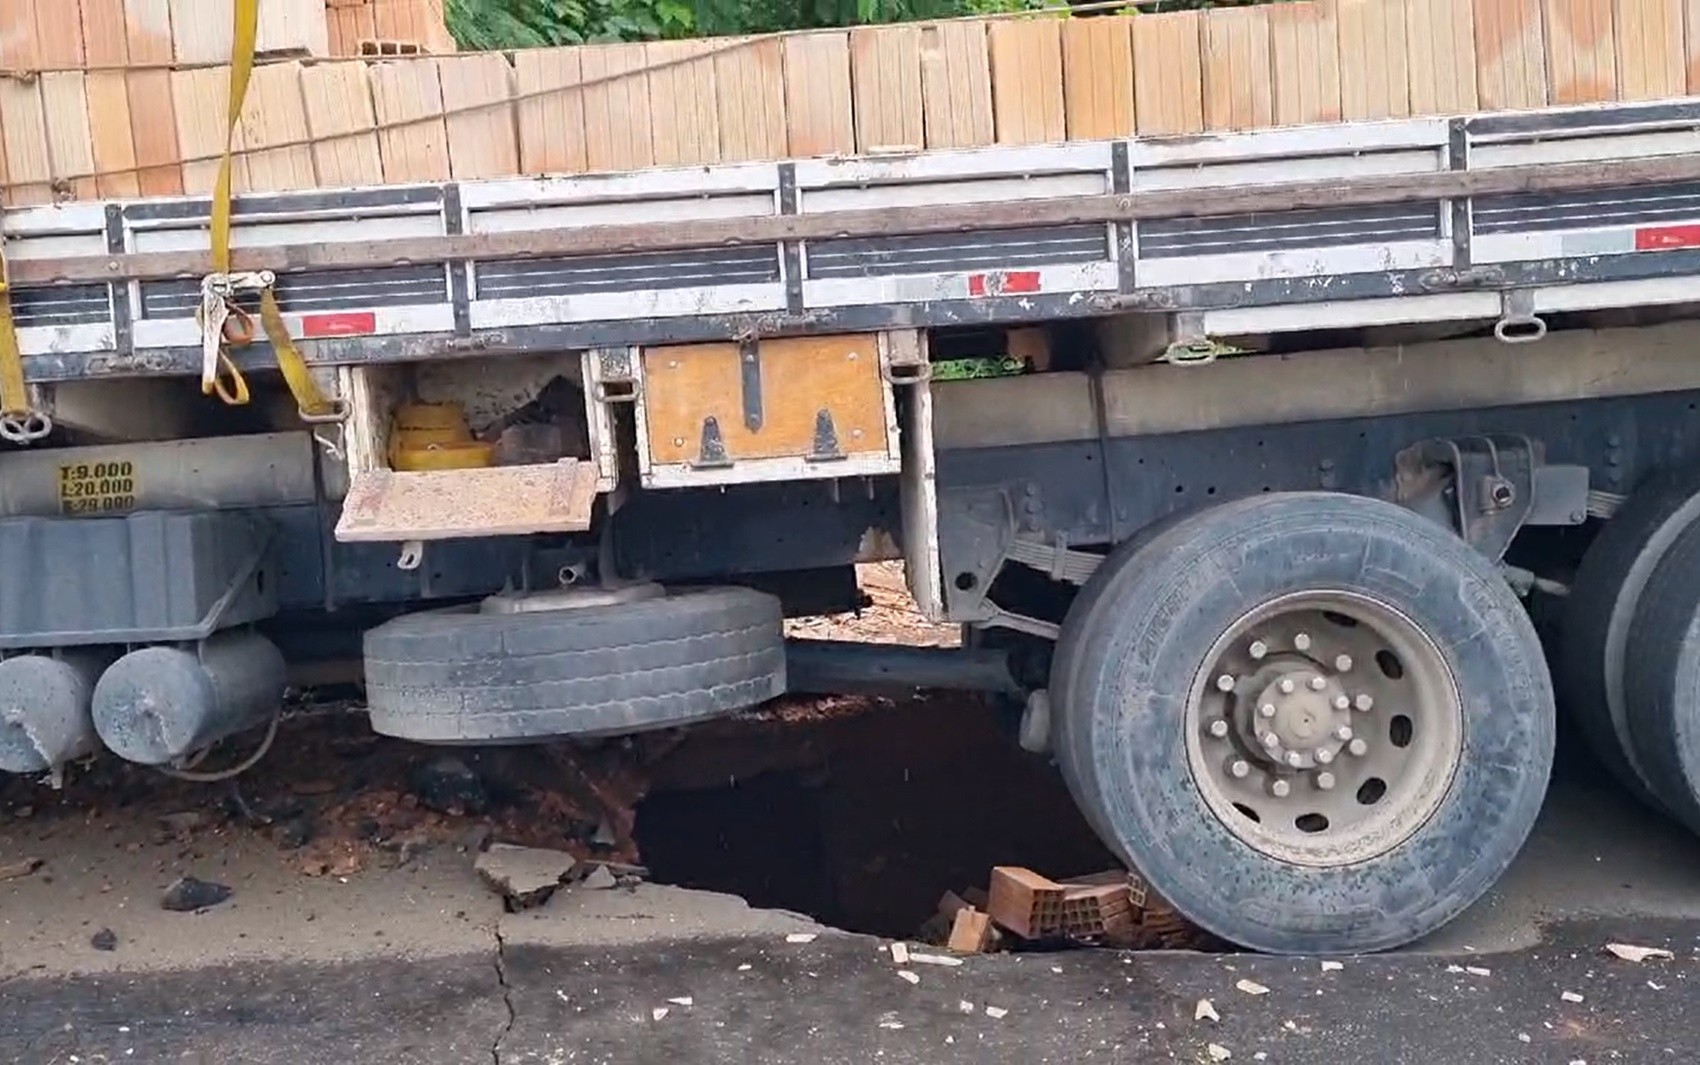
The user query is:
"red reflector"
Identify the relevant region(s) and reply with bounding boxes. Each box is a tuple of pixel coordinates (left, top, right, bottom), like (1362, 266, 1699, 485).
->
(301, 312, 378, 338)
(1635, 225, 1700, 252)
(967, 270, 1042, 297)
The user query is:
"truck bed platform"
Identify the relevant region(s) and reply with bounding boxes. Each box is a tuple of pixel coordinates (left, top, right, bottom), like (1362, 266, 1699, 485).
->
(8, 97, 1700, 383)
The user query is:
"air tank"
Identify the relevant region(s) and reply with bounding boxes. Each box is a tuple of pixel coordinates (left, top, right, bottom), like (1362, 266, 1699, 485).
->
(92, 631, 286, 766)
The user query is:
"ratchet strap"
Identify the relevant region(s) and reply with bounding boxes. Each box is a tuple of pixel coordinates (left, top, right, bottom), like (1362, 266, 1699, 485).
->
(206, 0, 341, 420)
(0, 216, 52, 443)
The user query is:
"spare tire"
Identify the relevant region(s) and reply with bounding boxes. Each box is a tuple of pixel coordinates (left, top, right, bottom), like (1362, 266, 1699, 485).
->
(364, 586, 786, 742)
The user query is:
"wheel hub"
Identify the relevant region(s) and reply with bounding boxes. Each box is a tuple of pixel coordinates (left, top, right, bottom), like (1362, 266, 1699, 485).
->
(1189, 592, 1463, 867)
(1242, 658, 1353, 770)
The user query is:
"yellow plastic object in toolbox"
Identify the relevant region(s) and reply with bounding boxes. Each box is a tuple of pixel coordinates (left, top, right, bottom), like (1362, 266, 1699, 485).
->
(388, 402, 494, 471)
(638, 334, 898, 487)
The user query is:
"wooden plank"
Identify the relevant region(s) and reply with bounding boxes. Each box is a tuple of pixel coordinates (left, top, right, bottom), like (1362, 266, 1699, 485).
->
(171, 66, 241, 195)
(40, 72, 97, 202)
(0, 77, 52, 206)
(369, 58, 450, 183)
(86, 71, 140, 198)
(714, 35, 787, 162)
(1336, 0, 1410, 120)
(35, 0, 88, 68)
(921, 20, 995, 148)
(988, 19, 1065, 145)
(1202, 5, 1274, 132)
(239, 61, 316, 192)
(1544, 0, 1618, 104)
(301, 60, 384, 187)
(32, 152, 1700, 287)
(1614, 0, 1684, 100)
(1061, 16, 1135, 140)
(1268, 2, 1341, 126)
(1131, 10, 1204, 136)
(514, 46, 588, 175)
(782, 32, 854, 157)
(646, 39, 721, 167)
(1475, 0, 1548, 110)
(81, 0, 131, 65)
(578, 42, 654, 172)
(437, 52, 518, 180)
(852, 25, 924, 152)
(1405, 0, 1479, 114)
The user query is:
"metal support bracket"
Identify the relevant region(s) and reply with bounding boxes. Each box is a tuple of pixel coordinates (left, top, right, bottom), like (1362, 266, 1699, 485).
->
(739, 338, 763, 431)
(694, 416, 731, 469)
(808, 408, 844, 462)
(1394, 433, 1543, 561)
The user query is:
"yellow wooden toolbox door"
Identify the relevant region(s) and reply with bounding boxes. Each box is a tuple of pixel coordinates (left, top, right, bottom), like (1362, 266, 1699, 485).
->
(641, 334, 890, 471)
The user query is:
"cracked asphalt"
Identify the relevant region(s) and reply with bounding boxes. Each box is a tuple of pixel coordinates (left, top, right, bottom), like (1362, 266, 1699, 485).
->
(5, 918, 1700, 1064)
(7, 754, 1700, 1062)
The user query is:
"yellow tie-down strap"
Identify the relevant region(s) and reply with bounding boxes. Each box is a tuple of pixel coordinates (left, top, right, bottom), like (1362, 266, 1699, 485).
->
(207, 0, 344, 423)
(0, 234, 52, 444)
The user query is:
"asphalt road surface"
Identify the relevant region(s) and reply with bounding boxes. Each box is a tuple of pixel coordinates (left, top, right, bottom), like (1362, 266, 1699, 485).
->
(7, 752, 1700, 1063)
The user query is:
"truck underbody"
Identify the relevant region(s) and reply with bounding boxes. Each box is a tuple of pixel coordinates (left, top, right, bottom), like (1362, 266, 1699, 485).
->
(6, 95, 1700, 955)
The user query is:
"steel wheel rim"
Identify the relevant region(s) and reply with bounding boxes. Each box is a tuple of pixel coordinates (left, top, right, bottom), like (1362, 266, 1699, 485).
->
(1183, 590, 1463, 868)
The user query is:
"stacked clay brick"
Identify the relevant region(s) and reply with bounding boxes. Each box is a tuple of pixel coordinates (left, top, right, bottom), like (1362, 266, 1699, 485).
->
(0, 0, 1693, 208)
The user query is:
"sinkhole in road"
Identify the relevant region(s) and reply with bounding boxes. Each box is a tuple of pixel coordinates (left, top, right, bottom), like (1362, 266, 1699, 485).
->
(632, 693, 1122, 941)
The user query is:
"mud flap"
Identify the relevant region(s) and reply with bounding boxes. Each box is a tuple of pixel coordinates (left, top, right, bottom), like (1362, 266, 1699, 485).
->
(334, 460, 598, 542)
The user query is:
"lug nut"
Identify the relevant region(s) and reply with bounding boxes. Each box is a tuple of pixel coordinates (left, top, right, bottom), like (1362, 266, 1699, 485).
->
(1348, 738, 1369, 757)
(1315, 747, 1336, 764)
(1279, 678, 1296, 695)
(1249, 640, 1269, 660)
(1286, 751, 1304, 768)
(1354, 694, 1374, 712)
(1294, 632, 1312, 652)
(1260, 732, 1280, 749)
(1208, 719, 1230, 739)
(1309, 676, 1327, 691)
(1216, 673, 1237, 693)
(1332, 695, 1351, 711)
(1269, 779, 1292, 799)
(1335, 654, 1353, 672)
(1258, 702, 1277, 719)
(1229, 760, 1251, 779)
(1334, 725, 1354, 742)
(1315, 771, 1337, 791)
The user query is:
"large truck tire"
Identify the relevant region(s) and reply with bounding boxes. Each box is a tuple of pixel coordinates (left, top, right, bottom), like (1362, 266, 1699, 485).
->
(1562, 468, 1700, 814)
(1622, 519, 1700, 835)
(364, 587, 786, 742)
(1052, 492, 1554, 955)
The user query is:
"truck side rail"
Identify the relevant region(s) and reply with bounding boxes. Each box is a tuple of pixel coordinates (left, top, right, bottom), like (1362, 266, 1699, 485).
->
(6, 97, 1700, 382)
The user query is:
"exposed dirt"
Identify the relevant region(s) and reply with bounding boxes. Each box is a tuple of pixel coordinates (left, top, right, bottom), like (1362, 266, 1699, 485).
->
(1, 563, 1202, 952)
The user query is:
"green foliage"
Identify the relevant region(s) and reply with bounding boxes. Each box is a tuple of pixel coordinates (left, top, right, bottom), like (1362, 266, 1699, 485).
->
(443, 0, 1267, 51)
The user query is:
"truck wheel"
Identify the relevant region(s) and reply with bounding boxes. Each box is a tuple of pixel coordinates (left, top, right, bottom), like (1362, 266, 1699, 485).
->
(1622, 520, 1700, 834)
(364, 586, 786, 743)
(1562, 469, 1700, 813)
(1052, 492, 1554, 954)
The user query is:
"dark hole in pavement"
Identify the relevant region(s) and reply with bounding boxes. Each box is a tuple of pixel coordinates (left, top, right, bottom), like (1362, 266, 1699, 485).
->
(634, 693, 1122, 940)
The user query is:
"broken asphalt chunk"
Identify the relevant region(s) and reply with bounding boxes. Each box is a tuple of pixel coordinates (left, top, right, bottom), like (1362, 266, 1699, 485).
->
(475, 843, 576, 911)
(161, 876, 233, 912)
(1207, 1044, 1232, 1062)
(1605, 943, 1675, 963)
(0, 857, 42, 881)
(1235, 979, 1270, 996)
(1195, 999, 1220, 1023)
(89, 928, 117, 951)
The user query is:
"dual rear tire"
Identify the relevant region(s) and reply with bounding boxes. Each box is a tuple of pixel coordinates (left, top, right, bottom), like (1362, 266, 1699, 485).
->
(1565, 469, 1700, 833)
(1052, 492, 1555, 955)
